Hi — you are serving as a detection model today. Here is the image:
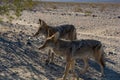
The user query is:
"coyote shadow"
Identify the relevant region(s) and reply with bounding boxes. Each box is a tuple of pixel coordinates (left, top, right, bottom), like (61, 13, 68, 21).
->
(0, 36, 44, 79)
(76, 59, 120, 80)
(0, 31, 64, 80)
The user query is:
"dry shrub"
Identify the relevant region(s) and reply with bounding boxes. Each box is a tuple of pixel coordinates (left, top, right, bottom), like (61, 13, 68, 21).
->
(100, 4, 107, 12)
(74, 7, 83, 12)
(89, 3, 97, 8)
(84, 10, 92, 16)
(50, 4, 57, 9)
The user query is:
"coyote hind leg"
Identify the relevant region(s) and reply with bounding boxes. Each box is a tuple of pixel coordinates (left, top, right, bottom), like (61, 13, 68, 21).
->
(70, 59, 79, 80)
(95, 55, 105, 76)
(94, 48, 105, 76)
(80, 57, 89, 74)
(62, 55, 72, 80)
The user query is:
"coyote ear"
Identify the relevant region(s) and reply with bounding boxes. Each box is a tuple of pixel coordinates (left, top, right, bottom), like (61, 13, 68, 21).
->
(39, 19, 43, 25)
(53, 32, 60, 42)
(39, 19, 47, 26)
(39, 19, 41, 22)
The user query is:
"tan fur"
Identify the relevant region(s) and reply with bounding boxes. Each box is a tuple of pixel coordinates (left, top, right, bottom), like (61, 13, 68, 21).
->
(39, 32, 105, 80)
(33, 19, 77, 64)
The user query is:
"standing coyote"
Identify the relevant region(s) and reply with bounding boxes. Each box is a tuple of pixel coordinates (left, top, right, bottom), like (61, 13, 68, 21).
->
(39, 32, 105, 80)
(33, 19, 77, 64)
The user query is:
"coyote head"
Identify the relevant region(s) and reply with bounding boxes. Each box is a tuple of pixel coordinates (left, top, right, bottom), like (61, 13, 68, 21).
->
(39, 32, 60, 50)
(33, 19, 48, 37)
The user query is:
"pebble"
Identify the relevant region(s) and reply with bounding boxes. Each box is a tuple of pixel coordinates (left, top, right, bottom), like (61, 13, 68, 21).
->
(117, 16, 120, 18)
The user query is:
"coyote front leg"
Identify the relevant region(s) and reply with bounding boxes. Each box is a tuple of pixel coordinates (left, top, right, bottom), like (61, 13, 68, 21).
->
(51, 52, 54, 64)
(45, 49, 55, 65)
(62, 55, 72, 80)
(45, 49, 51, 64)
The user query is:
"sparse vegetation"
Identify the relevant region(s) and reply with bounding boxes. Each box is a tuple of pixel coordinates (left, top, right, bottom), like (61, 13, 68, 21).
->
(43, 3, 58, 11)
(89, 3, 97, 8)
(0, 0, 36, 21)
(0, 2, 120, 80)
(9, 16, 15, 22)
(50, 4, 57, 9)
(84, 10, 92, 16)
(0, 18, 3, 23)
(74, 7, 83, 12)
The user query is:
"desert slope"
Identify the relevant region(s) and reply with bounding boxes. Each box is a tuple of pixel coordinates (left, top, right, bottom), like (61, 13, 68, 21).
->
(0, 2, 120, 80)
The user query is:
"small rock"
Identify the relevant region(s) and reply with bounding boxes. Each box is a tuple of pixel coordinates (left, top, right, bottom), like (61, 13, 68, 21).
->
(75, 14, 79, 16)
(28, 37, 31, 39)
(33, 9, 37, 13)
(13, 29, 15, 32)
(108, 51, 117, 55)
(6, 21, 9, 23)
(26, 40, 32, 46)
(108, 52, 114, 55)
(61, 13, 66, 16)
(92, 15, 97, 17)
(30, 25, 32, 27)
(10, 23, 13, 26)
(19, 18, 22, 21)
(117, 16, 120, 18)
(68, 13, 72, 16)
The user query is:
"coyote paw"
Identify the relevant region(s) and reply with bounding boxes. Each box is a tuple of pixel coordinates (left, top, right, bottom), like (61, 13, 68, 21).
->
(45, 60, 50, 65)
(79, 71, 86, 75)
(50, 62, 55, 65)
(101, 73, 105, 77)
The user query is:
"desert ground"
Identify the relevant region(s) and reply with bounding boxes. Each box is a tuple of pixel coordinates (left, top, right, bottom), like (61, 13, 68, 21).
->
(0, 2, 120, 80)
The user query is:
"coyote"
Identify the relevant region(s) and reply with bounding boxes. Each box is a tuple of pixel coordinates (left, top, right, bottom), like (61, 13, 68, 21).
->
(39, 32, 105, 80)
(33, 19, 77, 64)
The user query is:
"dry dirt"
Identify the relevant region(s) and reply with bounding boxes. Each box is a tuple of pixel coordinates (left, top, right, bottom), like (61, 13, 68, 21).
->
(0, 2, 120, 80)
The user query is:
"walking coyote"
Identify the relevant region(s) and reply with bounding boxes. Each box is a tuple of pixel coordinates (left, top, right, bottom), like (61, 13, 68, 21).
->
(39, 32, 105, 80)
(33, 19, 77, 64)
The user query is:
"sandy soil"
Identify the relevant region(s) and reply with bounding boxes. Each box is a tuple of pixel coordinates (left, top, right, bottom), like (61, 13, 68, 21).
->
(0, 2, 120, 80)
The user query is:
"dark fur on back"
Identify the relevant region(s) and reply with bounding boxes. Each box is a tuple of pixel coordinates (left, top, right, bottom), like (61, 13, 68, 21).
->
(34, 19, 77, 40)
(71, 39, 102, 51)
(48, 24, 77, 40)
